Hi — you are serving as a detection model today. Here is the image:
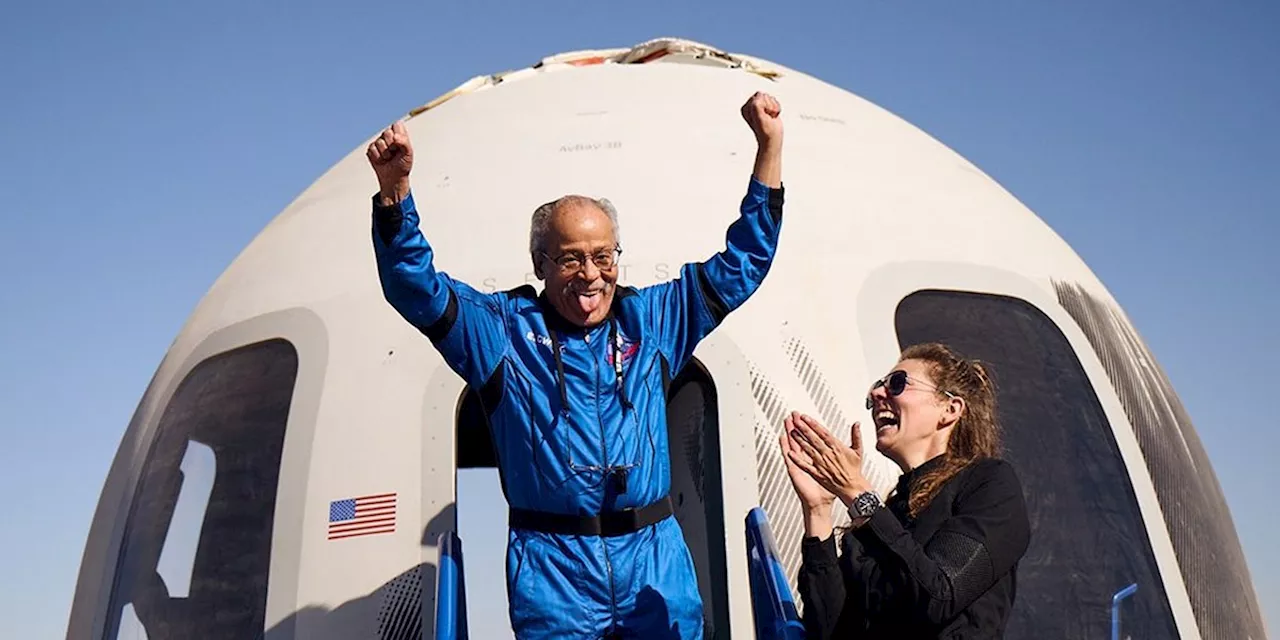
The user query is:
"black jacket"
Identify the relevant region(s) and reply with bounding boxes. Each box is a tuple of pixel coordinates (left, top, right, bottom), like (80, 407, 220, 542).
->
(797, 455, 1031, 639)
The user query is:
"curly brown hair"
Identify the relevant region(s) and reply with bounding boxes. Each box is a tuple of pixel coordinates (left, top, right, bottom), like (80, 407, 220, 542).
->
(897, 342, 1002, 518)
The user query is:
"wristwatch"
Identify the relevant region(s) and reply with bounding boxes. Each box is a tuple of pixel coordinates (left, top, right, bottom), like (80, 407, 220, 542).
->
(849, 491, 883, 518)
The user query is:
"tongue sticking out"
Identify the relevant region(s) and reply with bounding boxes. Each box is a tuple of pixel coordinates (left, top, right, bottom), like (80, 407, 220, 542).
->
(576, 291, 602, 315)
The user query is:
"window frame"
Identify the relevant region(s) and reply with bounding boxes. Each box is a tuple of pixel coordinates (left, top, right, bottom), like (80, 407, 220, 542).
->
(102, 337, 300, 639)
(892, 287, 1180, 638)
(81, 308, 329, 640)
(851, 260, 1199, 637)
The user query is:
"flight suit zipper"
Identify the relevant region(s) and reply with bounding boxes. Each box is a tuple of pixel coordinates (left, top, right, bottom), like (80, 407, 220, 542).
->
(589, 330, 620, 630)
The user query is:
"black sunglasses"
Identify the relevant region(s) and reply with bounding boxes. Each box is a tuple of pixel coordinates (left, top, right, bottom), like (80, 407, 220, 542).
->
(866, 370, 956, 410)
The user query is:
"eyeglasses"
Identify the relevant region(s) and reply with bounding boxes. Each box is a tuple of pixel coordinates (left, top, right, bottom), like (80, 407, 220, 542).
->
(543, 246, 622, 273)
(865, 369, 957, 410)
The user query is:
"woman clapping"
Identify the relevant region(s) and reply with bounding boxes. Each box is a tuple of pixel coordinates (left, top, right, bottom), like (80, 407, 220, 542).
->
(780, 342, 1031, 639)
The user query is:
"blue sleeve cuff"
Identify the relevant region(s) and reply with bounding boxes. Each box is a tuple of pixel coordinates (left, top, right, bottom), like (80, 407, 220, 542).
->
(372, 191, 416, 245)
(372, 190, 416, 215)
(745, 175, 784, 226)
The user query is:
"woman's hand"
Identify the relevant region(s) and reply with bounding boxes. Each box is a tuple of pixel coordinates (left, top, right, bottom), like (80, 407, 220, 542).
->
(785, 412, 874, 508)
(780, 415, 836, 510)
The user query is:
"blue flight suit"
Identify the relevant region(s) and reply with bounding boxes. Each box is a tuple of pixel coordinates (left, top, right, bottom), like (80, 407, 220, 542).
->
(371, 176, 784, 639)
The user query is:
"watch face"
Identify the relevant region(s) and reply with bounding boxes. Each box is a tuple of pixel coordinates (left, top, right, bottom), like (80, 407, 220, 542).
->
(854, 492, 880, 516)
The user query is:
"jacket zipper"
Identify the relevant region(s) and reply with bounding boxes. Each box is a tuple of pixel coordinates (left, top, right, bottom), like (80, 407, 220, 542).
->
(590, 330, 619, 629)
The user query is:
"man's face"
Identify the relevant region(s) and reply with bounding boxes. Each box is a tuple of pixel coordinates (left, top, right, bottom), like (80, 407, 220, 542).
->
(534, 201, 619, 328)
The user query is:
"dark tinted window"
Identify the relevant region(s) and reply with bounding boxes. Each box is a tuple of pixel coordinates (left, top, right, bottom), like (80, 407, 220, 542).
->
(1054, 281, 1268, 639)
(104, 339, 297, 639)
(894, 290, 1179, 639)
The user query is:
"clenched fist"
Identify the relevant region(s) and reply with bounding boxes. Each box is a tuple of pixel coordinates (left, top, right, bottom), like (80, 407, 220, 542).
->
(741, 92, 783, 148)
(367, 121, 413, 206)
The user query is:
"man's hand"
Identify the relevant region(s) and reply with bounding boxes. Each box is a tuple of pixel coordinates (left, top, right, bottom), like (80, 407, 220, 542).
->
(741, 91, 783, 149)
(367, 121, 414, 206)
(741, 92, 782, 188)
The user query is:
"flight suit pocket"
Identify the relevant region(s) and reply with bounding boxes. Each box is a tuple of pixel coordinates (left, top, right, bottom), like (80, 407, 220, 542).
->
(508, 531, 591, 638)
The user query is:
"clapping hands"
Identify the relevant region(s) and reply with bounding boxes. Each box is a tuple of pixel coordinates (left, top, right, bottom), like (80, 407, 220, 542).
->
(780, 411, 874, 509)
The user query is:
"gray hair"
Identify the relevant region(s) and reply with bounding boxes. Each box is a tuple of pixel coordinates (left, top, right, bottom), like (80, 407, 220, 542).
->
(528, 195, 621, 256)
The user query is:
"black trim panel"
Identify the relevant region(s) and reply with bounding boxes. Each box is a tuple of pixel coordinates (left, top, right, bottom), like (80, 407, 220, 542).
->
(372, 192, 404, 245)
(768, 186, 784, 226)
(422, 290, 459, 343)
(478, 364, 505, 413)
(694, 264, 730, 325)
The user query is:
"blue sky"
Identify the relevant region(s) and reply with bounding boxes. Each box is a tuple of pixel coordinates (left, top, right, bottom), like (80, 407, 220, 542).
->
(1, 0, 1276, 637)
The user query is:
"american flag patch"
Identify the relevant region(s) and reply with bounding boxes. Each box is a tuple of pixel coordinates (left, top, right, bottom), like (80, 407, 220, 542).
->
(328, 492, 397, 540)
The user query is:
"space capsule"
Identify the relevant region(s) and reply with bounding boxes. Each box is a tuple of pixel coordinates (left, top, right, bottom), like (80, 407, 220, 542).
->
(66, 38, 1266, 639)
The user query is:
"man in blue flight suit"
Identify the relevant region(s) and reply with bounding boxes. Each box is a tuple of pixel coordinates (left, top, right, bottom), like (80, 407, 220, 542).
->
(366, 91, 785, 639)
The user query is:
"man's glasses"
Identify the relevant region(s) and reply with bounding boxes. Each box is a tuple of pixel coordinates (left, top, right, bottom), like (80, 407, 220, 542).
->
(866, 370, 957, 410)
(543, 246, 622, 273)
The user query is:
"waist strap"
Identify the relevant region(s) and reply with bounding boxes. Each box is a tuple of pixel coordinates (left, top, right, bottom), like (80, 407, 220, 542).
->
(509, 496, 674, 537)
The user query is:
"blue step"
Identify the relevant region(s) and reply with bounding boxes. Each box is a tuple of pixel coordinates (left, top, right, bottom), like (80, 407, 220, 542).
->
(745, 507, 806, 640)
(435, 531, 469, 640)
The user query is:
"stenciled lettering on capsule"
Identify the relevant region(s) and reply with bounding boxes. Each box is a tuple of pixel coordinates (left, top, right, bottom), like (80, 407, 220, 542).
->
(797, 113, 846, 125)
(559, 141, 623, 153)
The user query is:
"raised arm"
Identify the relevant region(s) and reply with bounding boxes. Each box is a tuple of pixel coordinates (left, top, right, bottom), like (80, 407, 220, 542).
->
(640, 92, 785, 372)
(780, 418, 848, 637)
(784, 414, 874, 638)
(368, 122, 508, 388)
